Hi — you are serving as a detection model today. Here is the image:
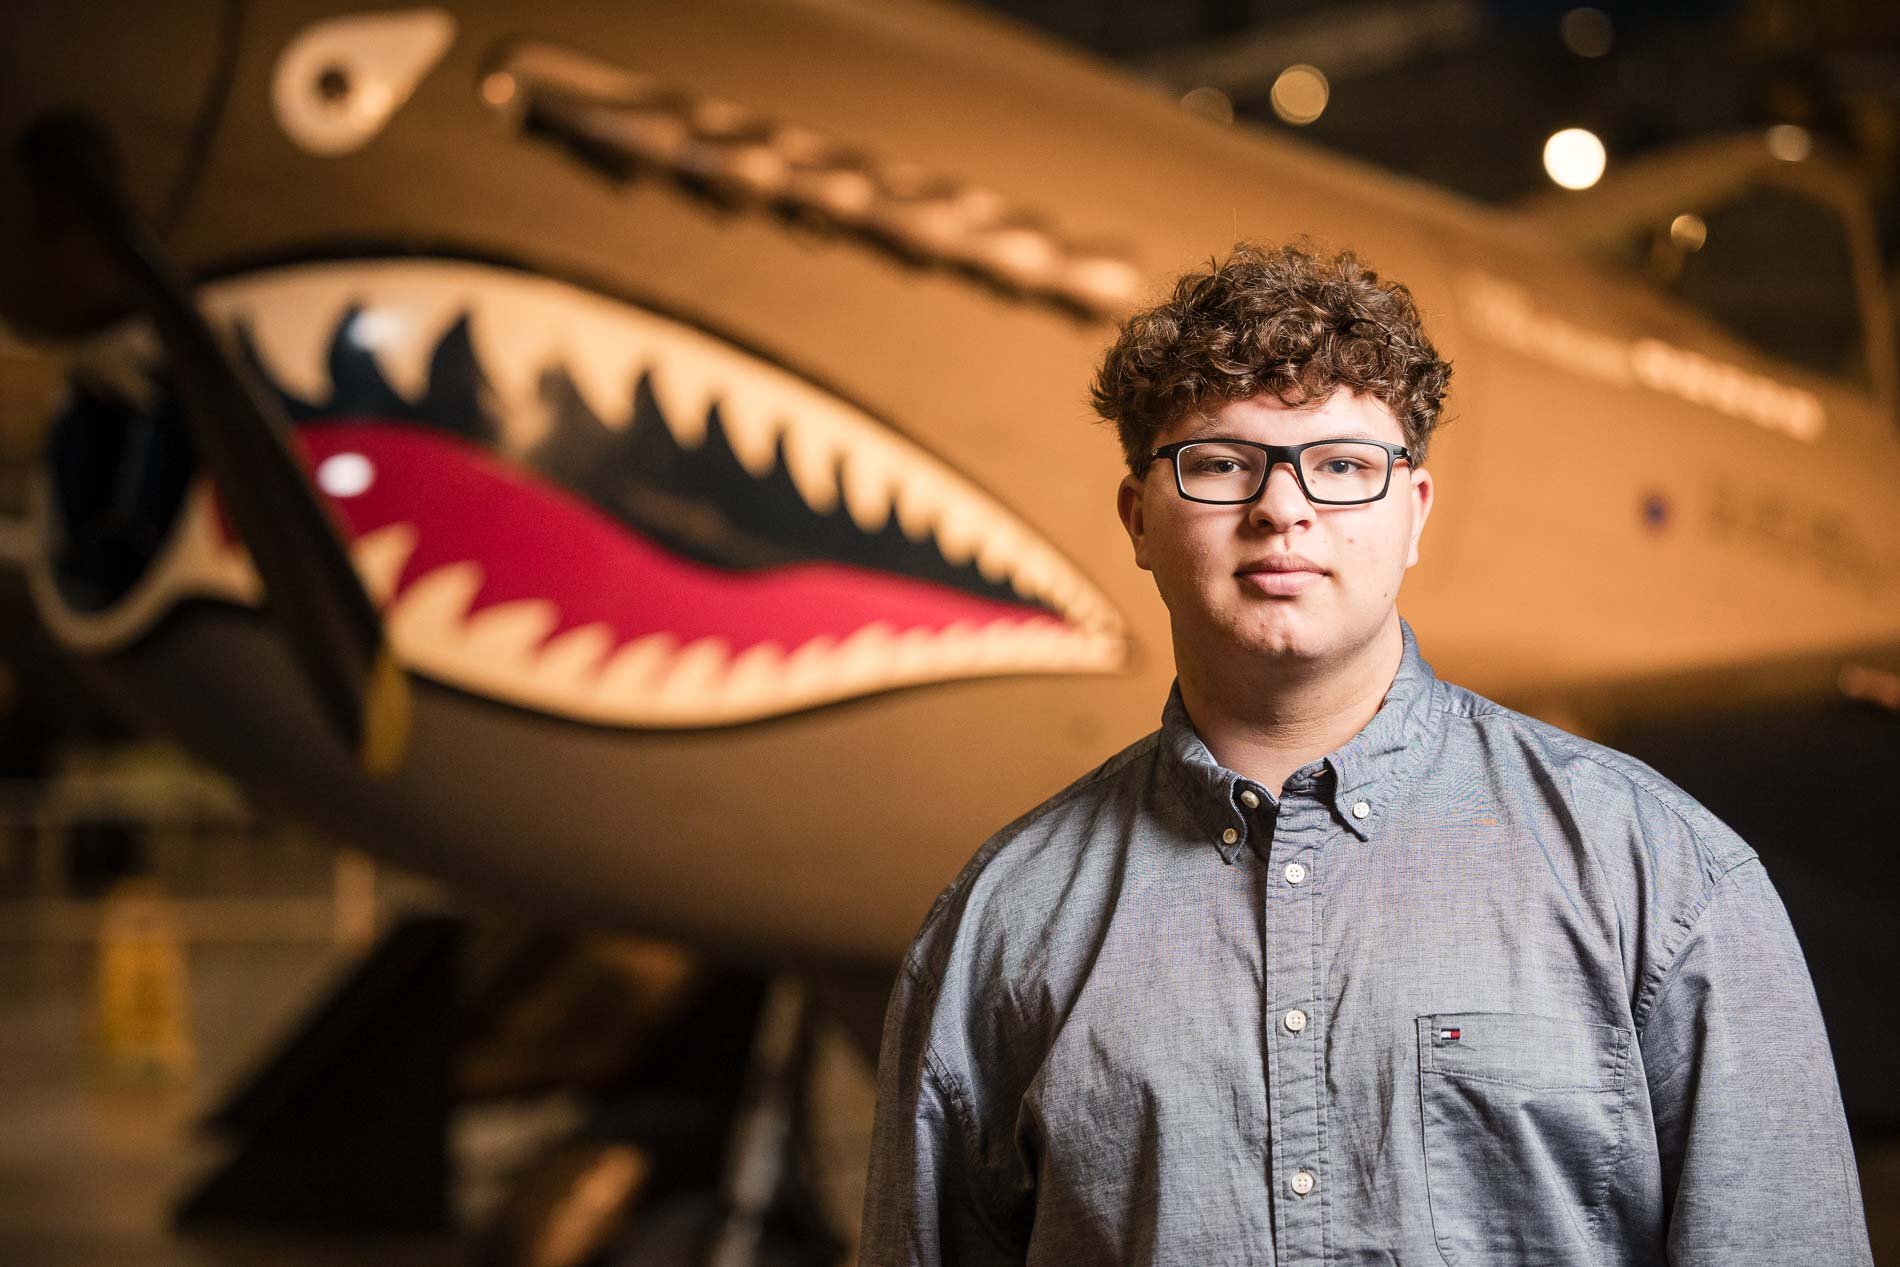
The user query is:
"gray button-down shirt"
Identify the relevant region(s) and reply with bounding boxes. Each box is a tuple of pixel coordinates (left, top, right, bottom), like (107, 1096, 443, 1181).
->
(861, 621, 1874, 1265)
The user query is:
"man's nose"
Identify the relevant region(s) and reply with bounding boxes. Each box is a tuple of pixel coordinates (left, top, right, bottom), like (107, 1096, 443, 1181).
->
(1249, 461, 1314, 528)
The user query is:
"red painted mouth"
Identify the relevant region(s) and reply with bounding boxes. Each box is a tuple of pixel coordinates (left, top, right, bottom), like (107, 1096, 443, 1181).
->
(278, 420, 1071, 657)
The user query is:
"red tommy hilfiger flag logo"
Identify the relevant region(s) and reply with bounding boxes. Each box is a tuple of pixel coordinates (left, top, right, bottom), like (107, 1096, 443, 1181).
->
(1437, 1027, 1462, 1041)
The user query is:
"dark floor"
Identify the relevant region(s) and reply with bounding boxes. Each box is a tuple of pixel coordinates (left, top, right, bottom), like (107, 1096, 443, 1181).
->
(0, 903, 879, 1267)
(0, 909, 1889, 1266)
(0, 928, 463, 1267)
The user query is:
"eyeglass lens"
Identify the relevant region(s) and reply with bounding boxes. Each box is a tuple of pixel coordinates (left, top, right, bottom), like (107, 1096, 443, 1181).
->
(1176, 440, 1392, 503)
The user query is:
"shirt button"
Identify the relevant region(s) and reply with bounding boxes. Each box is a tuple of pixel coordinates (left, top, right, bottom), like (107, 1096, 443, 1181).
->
(1283, 1008, 1308, 1034)
(1239, 789, 1260, 809)
(1290, 1170, 1315, 1197)
(1221, 828, 1238, 845)
(1351, 800, 1370, 820)
(1284, 862, 1307, 885)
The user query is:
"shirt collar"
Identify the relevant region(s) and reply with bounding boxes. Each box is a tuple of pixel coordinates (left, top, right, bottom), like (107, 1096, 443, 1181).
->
(1159, 617, 1442, 862)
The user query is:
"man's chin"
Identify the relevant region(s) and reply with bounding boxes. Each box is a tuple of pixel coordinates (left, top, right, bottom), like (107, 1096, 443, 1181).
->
(1231, 614, 1333, 663)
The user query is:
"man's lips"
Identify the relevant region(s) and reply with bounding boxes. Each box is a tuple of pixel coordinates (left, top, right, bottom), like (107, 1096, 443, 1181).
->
(1236, 555, 1327, 576)
(1237, 555, 1326, 597)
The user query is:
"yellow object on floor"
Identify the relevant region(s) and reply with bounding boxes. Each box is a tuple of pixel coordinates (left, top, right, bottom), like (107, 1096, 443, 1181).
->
(88, 878, 197, 1083)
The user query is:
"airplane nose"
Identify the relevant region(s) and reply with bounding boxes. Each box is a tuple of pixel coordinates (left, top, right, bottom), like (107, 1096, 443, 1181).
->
(0, 0, 233, 336)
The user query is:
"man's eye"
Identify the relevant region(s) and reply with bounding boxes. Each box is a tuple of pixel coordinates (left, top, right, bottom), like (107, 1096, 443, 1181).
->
(1191, 458, 1242, 475)
(1319, 459, 1366, 475)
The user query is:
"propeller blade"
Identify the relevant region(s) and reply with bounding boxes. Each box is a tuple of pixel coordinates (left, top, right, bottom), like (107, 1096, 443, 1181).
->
(20, 111, 410, 775)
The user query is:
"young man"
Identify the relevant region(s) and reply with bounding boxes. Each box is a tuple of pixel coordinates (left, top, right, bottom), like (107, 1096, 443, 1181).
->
(859, 242, 1874, 1265)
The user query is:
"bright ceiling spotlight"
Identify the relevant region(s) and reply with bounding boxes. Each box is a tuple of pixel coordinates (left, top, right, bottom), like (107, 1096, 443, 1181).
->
(1270, 65, 1330, 126)
(1543, 127, 1606, 190)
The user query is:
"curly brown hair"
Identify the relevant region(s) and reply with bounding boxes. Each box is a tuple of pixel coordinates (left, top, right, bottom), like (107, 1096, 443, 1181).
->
(1089, 240, 1452, 472)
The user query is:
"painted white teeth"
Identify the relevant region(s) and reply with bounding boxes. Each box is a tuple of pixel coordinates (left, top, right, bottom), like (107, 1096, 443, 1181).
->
(932, 502, 984, 565)
(1010, 553, 1055, 603)
(644, 361, 711, 449)
(838, 450, 894, 535)
(386, 561, 484, 645)
(350, 522, 419, 605)
(213, 271, 358, 405)
(533, 622, 616, 687)
(934, 621, 983, 671)
(598, 631, 677, 696)
(651, 637, 730, 710)
(1042, 572, 1075, 615)
(182, 491, 265, 606)
(975, 621, 1026, 667)
(781, 634, 838, 698)
(721, 640, 785, 712)
(975, 535, 1016, 584)
(566, 348, 646, 430)
(461, 598, 561, 666)
(350, 274, 467, 403)
(195, 520, 1124, 724)
(893, 476, 944, 544)
(201, 527, 1125, 726)
(832, 622, 897, 687)
(61, 259, 1130, 723)
(779, 422, 841, 516)
(245, 261, 1114, 636)
(563, 329, 647, 432)
(711, 377, 783, 479)
(468, 288, 568, 451)
(890, 625, 938, 677)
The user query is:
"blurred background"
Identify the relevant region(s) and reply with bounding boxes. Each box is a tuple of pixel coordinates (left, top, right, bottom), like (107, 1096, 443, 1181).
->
(0, 0, 1895, 1263)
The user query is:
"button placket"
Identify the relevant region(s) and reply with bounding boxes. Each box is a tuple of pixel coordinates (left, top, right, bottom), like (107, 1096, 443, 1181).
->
(1262, 798, 1325, 1257)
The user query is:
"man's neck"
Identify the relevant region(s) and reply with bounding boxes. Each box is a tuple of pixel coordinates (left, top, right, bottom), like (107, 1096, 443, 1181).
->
(1175, 616, 1404, 799)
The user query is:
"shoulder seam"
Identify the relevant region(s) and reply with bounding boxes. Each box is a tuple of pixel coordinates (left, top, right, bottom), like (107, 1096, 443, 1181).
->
(1463, 708, 1750, 875)
(1456, 706, 1756, 1035)
(1633, 854, 1761, 1038)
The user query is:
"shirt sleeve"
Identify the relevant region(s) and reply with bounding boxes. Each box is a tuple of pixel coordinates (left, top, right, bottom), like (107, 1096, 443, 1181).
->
(1639, 856, 1875, 1266)
(859, 965, 1029, 1267)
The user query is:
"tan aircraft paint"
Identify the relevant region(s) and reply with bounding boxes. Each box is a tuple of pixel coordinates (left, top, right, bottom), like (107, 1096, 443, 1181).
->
(0, 0, 1895, 959)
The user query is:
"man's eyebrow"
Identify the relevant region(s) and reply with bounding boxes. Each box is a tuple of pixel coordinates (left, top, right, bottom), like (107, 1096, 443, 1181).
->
(1179, 424, 1388, 443)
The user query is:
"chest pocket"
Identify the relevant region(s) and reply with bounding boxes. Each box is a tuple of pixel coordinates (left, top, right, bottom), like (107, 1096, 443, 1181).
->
(1416, 1011, 1632, 1266)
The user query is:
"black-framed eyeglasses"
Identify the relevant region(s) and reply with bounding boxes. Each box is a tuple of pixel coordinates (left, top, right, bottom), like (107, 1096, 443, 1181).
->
(1139, 437, 1414, 506)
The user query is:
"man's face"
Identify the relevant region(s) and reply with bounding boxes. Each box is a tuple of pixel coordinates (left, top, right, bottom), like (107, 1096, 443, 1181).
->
(1116, 388, 1434, 670)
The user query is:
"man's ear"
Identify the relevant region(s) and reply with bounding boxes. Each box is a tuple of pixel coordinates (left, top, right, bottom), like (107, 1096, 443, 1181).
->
(1403, 466, 1435, 569)
(1117, 474, 1152, 571)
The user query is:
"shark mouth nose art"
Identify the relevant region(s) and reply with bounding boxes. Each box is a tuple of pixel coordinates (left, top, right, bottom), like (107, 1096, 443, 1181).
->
(37, 259, 1129, 727)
